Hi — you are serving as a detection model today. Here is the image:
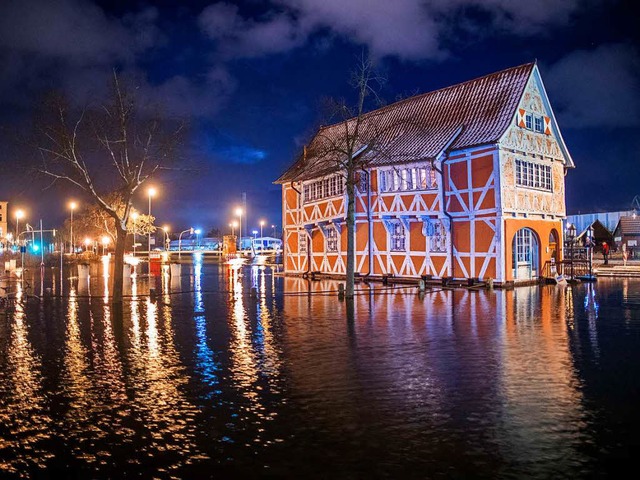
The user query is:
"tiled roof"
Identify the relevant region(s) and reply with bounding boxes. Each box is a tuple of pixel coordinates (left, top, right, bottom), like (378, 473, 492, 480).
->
(616, 215, 640, 235)
(276, 62, 535, 183)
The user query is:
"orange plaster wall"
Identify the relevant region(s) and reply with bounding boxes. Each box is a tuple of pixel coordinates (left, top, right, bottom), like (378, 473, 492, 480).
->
(454, 221, 471, 253)
(503, 218, 564, 282)
(449, 161, 468, 190)
(471, 154, 493, 187)
(356, 222, 368, 251)
(410, 222, 426, 250)
(311, 230, 323, 252)
(373, 222, 388, 252)
(475, 220, 495, 252)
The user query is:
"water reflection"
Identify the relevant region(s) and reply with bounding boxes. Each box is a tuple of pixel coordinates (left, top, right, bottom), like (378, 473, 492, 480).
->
(0, 284, 53, 475)
(1, 266, 638, 477)
(193, 256, 220, 396)
(280, 278, 595, 476)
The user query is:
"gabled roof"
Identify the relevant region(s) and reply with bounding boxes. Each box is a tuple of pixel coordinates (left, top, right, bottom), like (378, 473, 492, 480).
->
(276, 62, 537, 184)
(614, 215, 640, 236)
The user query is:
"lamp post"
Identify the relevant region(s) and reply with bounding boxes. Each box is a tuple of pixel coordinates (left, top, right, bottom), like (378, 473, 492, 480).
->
(178, 227, 193, 258)
(131, 211, 139, 256)
(194, 229, 202, 248)
(587, 225, 594, 279)
(147, 187, 156, 260)
(69, 201, 77, 255)
(260, 220, 265, 238)
(15, 209, 25, 247)
(102, 236, 110, 256)
(271, 224, 276, 237)
(162, 225, 170, 250)
(567, 223, 576, 280)
(84, 237, 92, 253)
(235, 207, 243, 251)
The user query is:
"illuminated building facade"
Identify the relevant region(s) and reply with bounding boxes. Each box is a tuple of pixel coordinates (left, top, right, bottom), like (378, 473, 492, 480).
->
(276, 63, 574, 286)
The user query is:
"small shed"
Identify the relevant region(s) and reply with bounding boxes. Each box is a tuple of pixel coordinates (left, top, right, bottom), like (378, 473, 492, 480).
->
(576, 219, 614, 251)
(613, 215, 640, 256)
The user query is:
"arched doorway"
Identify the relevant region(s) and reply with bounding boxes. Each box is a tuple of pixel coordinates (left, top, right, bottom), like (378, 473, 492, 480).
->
(549, 229, 560, 262)
(512, 228, 539, 280)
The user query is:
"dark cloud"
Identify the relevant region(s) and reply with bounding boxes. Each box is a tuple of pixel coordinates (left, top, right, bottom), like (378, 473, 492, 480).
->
(0, 0, 233, 118)
(544, 44, 640, 128)
(0, 0, 157, 62)
(199, 2, 307, 58)
(198, 0, 588, 60)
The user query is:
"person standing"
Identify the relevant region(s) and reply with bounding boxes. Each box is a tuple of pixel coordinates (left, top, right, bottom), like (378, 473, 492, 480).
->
(602, 242, 610, 265)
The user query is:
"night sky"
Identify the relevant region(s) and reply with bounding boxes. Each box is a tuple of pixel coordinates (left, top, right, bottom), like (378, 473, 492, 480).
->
(1, 0, 638, 235)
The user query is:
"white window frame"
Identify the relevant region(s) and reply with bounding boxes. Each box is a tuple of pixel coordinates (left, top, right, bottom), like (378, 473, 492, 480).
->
(326, 227, 339, 253)
(390, 221, 406, 252)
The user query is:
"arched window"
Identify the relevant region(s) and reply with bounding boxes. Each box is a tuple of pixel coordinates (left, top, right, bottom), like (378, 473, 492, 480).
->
(512, 228, 539, 280)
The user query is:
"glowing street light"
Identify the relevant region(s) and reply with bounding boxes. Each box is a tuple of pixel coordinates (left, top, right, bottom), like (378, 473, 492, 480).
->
(162, 225, 170, 250)
(147, 187, 157, 259)
(231, 220, 238, 236)
(271, 224, 276, 237)
(101, 236, 111, 255)
(15, 209, 25, 244)
(235, 207, 243, 250)
(252, 229, 258, 239)
(84, 237, 92, 253)
(178, 227, 194, 257)
(194, 229, 202, 248)
(69, 201, 77, 254)
(259, 220, 265, 238)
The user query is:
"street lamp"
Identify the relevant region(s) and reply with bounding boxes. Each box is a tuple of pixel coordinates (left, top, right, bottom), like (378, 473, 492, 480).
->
(101, 236, 110, 255)
(252, 229, 258, 239)
(587, 224, 594, 279)
(147, 187, 157, 259)
(84, 237, 92, 253)
(178, 227, 194, 257)
(271, 224, 276, 237)
(15, 209, 25, 245)
(567, 223, 576, 280)
(69, 201, 77, 254)
(235, 207, 243, 250)
(231, 220, 238, 237)
(195, 229, 202, 248)
(162, 225, 170, 250)
(259, 220, 265, 238)
(131, 211, 139, 256)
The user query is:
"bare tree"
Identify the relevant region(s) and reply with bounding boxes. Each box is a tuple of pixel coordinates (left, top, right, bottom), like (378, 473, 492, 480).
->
(35, 72, 183, 302)
(299, 56, 388, 298)
(285, 55, 433, 298)
(71, 193, 155, 245)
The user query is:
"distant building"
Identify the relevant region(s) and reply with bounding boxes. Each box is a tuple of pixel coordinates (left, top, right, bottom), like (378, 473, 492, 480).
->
(613, 215, 640, 255)
(565, 210, 634, 236)
(276, 62, 574, 285)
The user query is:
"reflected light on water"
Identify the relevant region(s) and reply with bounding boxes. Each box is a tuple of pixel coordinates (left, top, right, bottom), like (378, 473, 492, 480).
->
(0, 284, 53, 474)
(2, 264, 639, 477)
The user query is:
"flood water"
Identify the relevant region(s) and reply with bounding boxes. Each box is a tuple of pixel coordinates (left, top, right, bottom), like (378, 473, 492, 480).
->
(1, 258, 639, 478)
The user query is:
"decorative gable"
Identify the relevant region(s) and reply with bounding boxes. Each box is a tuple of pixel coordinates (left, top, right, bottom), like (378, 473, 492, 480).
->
(500, 65, 573, 167)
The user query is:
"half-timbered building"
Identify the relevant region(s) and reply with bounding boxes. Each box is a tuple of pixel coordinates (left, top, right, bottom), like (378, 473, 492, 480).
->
(275, 63, 574, 286)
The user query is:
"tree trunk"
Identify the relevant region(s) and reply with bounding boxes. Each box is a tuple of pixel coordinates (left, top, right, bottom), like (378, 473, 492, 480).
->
(112, 225, 127, 303)
(345, 168, 356, 298)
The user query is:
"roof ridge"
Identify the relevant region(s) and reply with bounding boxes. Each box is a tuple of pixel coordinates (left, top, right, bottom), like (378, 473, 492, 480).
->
(321, 62, 536, 129)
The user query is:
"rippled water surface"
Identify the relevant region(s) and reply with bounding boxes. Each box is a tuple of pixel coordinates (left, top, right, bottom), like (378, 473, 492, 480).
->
(1, 260, 639, 478)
